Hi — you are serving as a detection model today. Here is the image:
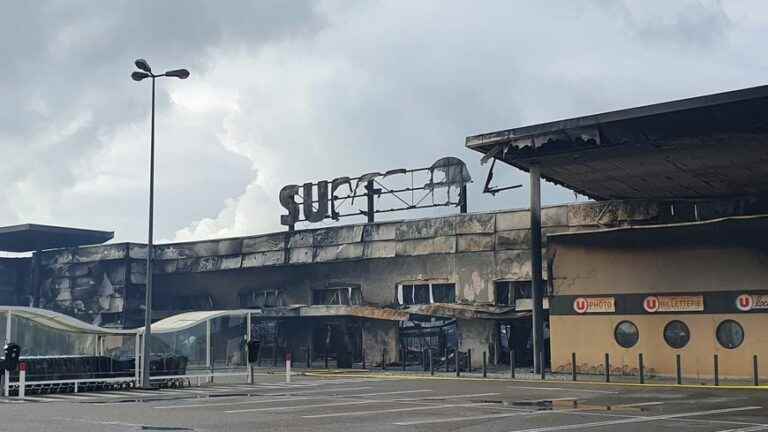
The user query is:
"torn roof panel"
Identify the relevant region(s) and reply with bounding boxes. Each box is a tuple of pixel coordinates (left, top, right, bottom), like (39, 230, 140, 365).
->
(466, 84, 768, 200)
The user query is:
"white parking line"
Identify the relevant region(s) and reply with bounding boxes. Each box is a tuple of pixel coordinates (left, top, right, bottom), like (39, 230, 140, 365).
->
(302, 402, 507, 418)
(225, 392, 502, 414)
(508, 406, 763, 432)
(511, 386, 617, 394)
(226, 399, 384, 413)
(394, 410, 538, 426)
(153, 388, 415, 409)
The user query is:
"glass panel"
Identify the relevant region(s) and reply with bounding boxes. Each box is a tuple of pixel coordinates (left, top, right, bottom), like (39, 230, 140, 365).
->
(614, 321, 639, 348)
(663, 320, 690, 349)
(432, 284, 456, 303)
(209, 315, 247, 369)
(402, 285, 415, 305)
(716, 320, 744, 349)
(413, 285, 430, 304)
(495, 282, 511, 305)
(11, 315, 98, 357)
(150, 321, 207, 375)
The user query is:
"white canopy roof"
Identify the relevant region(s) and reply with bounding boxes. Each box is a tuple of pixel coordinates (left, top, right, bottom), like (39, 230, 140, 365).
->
(0, 306, 136, 336)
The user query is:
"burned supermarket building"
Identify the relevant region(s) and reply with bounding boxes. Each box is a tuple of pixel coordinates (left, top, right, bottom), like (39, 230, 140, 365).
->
(1, 84, 768, 378)
(467, 84, 768, 379)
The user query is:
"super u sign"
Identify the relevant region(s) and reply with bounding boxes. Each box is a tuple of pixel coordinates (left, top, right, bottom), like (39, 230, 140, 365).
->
(278, 157, 472, 229)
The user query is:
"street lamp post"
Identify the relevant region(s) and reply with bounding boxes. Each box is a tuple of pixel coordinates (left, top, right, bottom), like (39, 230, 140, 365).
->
(132, 59, 189, 388)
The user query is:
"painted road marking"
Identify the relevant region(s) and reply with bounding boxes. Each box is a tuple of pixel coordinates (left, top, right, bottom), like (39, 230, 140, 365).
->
(395, 410, 541, 425)
(507, 406, 763, 432)
(511, 386, 617, 394)
(715, 427, 768, 432)
(302, 402, 509, 418)
(225, 392, 501, 414)
(153, 389, 429, 410)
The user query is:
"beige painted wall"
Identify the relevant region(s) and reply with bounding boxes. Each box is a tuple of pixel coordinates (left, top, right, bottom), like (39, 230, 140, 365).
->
(552, 244, 768, 296)
(551, 313, 768, 379)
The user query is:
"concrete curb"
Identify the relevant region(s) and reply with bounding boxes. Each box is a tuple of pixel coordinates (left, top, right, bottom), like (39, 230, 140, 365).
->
(304, 371, 768, 390)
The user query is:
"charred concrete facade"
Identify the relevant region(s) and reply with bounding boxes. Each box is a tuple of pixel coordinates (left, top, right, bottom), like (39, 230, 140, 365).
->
(0, 199, 746, 368)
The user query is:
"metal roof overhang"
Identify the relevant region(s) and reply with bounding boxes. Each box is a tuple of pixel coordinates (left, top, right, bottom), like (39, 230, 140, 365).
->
(547, 214, 768, 247)
(466, 84, 768, 200)
(0, 224, 114, 252)
(1, 306, 135, 335)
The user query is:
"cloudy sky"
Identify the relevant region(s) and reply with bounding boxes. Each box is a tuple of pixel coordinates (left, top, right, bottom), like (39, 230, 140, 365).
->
(1, 0, 766, 244)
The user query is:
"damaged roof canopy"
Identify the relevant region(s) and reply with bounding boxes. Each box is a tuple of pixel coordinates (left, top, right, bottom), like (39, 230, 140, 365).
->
(466, 84, 768, 200)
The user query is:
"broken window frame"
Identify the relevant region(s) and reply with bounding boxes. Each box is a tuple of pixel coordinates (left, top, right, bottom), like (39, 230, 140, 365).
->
(240, 289, 281, 308)
(397, 282, 456, 305)
(312, 285, 363, 306)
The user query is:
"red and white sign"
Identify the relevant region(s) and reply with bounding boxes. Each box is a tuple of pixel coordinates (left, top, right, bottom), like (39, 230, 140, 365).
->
(643, 296, 659, 313)
(643, 295, 703, 313)
(573, 297, 615, 314)
(736, 294, 768, 312)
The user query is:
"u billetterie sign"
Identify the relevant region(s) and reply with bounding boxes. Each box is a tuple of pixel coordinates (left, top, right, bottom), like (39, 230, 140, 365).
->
(279, 157, 472, 227)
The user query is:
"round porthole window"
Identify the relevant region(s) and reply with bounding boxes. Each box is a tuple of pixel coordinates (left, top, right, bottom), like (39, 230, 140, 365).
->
(716, 320, 744, 349)
(614, 321, 639, 348)
(663, 320, 690, 349)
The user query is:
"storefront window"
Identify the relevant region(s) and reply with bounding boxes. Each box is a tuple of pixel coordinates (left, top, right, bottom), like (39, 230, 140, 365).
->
(614, 320, 639, 348)
(716, 320, 744, 349)
(663, 320, 690, 349)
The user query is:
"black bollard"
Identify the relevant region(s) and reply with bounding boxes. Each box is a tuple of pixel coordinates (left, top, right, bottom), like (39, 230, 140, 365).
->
(510, 350, 516, 379)
(455, 351, 460, 377)
(402, 347, 406, 371)
(468, 349, 472, 373)
(362, 348, 366, 370)
(676, 354, 682, 385)
(571, 352, 577, 381)
(445, 346, 449, 373)
(483, 351, 487, 378)
(754, 355, 759, 386)
(324, 346, 329, 369)
(639, 353, 644, 384)
(604, 353, 610, 383)
(382, 348, 386, 371)
(307, 345, 312, 369)
(714, 354, 719, 386)
(540, 351, 546, 380)
(430, 350, 434, 376)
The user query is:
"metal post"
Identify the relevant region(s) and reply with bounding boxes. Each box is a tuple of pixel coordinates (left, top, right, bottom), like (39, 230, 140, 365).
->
(540, 351, 546, 380)
(714, 354, 719, 386)
(362, 347, 366, 370)
(286, 353, 292, 384)
(402, 346, 406, 371)
(455, 351, 460, 377)
(366, 180, 375, 223)
(18, 368, 25, 399)
(5, 311, 12, 345)
(510, 350, 516, 379)
(467, 349, 472, 373)
(754, 355, 759, 386)
(324, 346, 329, 369)
(247, 313, 253, 384)
(382, 347, 386, 370)
(307, 344, 312, 369)
(639, 353, 644, 384)
(676, 354, 682, 385)
(530, 165, 545, 375)
(459, 184, 468, 214)
(134, 333, 141, 386)
(604, 353, 610, 383)
(571, 352, 577, 381)
(2, 370, 8, 397)
(206, 319, 212, 383)
(141, 76, 156, 390)
(430, 350, 434, 376)
(482, 351, 487, 378)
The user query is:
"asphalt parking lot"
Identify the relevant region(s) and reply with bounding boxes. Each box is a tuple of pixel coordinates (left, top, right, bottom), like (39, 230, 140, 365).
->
(1, 374, 767, 431)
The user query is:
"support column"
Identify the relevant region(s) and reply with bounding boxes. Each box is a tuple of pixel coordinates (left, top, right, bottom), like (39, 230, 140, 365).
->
(365, 180, 376, 223)
(530, 165, 545, 374)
